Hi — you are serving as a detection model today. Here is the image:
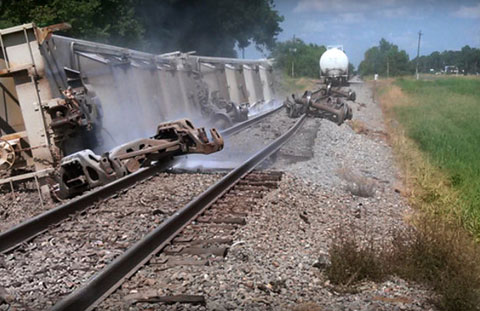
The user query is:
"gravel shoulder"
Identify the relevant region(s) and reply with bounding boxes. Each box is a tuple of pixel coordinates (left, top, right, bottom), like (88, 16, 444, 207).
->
(0, 185, 54, 232)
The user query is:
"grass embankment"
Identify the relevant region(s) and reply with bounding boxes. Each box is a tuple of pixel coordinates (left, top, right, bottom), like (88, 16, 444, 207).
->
(326, 76, 480, 311)
(386, 77, 480, 233)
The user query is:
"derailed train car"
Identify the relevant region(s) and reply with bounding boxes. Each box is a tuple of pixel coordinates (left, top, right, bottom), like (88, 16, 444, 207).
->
(0, 23, 276, 195)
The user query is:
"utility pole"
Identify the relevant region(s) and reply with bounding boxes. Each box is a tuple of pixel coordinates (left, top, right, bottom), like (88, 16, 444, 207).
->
(415, 30, 422, 80)
(387, 57, 390, 79)
(292, 58, 295, 77)
(289, 34, 297, 78)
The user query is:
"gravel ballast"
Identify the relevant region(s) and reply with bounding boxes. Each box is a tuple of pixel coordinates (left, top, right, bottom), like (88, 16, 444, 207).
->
(0, 173, 221, 310)
(0, 185, 54, 232)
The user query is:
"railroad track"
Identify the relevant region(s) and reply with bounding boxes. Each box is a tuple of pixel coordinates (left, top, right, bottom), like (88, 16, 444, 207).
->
(0, 105, 283, 254)
(0, 107, 302, 311)
(102, 170, 284, 308)
(51, 114, 305, 311)
(2, 172, 225, 309)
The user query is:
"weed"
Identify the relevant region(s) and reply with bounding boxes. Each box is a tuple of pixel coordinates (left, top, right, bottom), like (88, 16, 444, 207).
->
(347, 120, 369, 135)
(326, 218, 480, 311)
(326, 228, 388, 285)
(391, 218, 480, 311)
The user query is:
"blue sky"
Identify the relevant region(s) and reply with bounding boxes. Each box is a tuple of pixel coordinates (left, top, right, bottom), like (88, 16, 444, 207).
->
(243, 0, 480, 67)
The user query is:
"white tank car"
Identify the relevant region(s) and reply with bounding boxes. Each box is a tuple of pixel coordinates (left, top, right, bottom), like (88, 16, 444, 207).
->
(319, 46, 349, 86)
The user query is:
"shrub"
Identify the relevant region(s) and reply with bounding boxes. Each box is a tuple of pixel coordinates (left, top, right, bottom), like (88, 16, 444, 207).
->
(326, 218, 480, 311)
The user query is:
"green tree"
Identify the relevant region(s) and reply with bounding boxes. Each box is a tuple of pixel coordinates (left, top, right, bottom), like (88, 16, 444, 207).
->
(348, 63, 356, 75)
(358, 38, 409, 77)
(410, 46, 480, 74)
(0, 0, 144, 47)
(270, 38, 326, 78)
(0, 0, 283, 57)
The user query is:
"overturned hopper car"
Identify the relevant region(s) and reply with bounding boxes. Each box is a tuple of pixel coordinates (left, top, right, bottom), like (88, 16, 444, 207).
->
(0, 23, 278, 196)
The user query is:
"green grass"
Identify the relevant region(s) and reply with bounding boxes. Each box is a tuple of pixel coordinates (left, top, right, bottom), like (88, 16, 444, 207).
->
(393, 77, 480, 234)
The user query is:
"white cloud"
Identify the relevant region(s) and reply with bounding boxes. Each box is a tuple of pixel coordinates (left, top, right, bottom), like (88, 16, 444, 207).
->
(339, 12, 366, 23)
(453, 3, 480, 19)
(294, 0, 398, 13)
(292, 0, 415, 21)
(379, 7, 409, 18)
(302, 20, 326, 32)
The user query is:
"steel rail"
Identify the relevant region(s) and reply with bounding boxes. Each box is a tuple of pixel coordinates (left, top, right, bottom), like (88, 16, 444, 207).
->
(219, 104, 283, 137)
(0, 162, 170, 253)
(52, 114, 307, 311)
(0, 106, 283, 253)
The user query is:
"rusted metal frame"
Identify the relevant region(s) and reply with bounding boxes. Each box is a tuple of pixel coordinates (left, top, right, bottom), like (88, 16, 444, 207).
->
(23, 27, 39, 77)
(0, 82, 19, 106)
(34, 23, 71, 45)
(0, 168, 52, 185)
(34, 174, 44, 208)
(59, 35, 169, 66)
(9, 180, 15, 198)
(23, 35, 49, 135)
(39, 42, 67, 91)
(0, 161, 172, 253)
(27, 73, 52, 151)
(219, 105, 283, 137)
(2, 88, 6, 126)
(75, 51, 109, 65)
(0, 33, 9, 70)
(0, 116, 15, 134)
(0, 64, 32, 76)
(115, 140, 180, 160)
(51, 114, 307, 311)
(195, 55, 271, 65)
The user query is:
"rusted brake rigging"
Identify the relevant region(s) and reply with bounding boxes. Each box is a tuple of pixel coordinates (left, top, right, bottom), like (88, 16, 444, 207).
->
(284, 80, 356, 125)
(284, 88, 353, 125)
(55, 119, 223, 199)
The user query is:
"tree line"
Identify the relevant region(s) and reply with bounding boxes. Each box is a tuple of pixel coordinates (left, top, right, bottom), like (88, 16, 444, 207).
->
(414, 45, 480, 74)
(358, 38, 480, 77)
(358, 39, 410, 77)
(0, 0, 283, 57)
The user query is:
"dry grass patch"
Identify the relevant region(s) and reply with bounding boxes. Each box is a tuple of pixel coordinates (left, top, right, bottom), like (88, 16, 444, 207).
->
(346, 119, 369, 135)
(326, 217, 480, 311)
(327, 228, 388, 285)
(346, 119, 389, 142)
